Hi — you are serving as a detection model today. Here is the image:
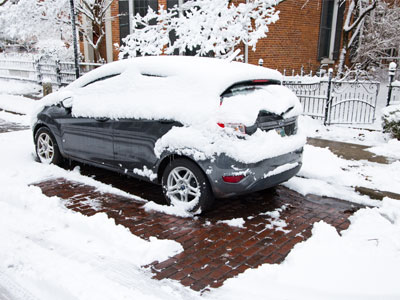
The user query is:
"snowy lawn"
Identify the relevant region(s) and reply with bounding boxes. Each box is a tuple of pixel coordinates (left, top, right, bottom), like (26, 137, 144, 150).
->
(1, 79, 400, 299)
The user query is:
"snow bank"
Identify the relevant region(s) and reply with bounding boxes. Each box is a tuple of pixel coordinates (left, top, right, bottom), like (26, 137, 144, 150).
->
(284, 144, 400, 206)
(0, 79, 41, 95)
(382, 104, 400, 123)
(207, 198, 400, 300)
(367, 139, 400, 160)
(0, 129, 193, 300)
(0, 94, 36, 115)
(299, 115, 388, 146)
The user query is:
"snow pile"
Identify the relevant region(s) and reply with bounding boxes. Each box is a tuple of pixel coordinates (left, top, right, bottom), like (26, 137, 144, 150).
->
(0, 79, 41, 95)
(217, 218, 246, 228)
(367, 139, 400, 160)
(143, 200, 199, 218)
(299, 115, 388, 146)
(0, 110, 30, 125)
(0, 94, 37, 115)
(208, 198, 400, 300)
(382, 104, 400, 123)
(0, 130, 191, 300)
(285, 144, 400, 206)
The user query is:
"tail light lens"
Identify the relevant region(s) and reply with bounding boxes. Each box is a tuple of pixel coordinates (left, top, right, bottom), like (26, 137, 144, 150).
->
(217, 123, 246, 135)
(222, 175, 245, 183)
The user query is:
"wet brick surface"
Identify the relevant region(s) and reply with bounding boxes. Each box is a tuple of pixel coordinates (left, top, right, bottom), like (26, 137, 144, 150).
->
(34, 164, 356, 292)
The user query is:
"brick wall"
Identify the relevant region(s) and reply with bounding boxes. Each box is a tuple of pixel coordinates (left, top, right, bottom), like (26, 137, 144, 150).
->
(106, 0, 339, 73)
(111, 0, 121, 61)
(249, 0, 324, 73)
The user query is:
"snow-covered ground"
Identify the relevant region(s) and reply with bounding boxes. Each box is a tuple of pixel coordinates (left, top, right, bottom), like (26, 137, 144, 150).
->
(1, 79, 400, 299)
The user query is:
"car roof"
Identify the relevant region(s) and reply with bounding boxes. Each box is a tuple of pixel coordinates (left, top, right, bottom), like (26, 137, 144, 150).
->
(68, 56, 282, 96)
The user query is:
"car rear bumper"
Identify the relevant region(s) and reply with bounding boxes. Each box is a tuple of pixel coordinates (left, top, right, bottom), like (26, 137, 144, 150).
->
(199, 148, 303, 198)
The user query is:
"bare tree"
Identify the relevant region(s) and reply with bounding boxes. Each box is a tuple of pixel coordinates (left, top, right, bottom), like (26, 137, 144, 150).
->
(337, 0, 377, 76)
(0, 0, 8, 6)
(353, 0, 400, 72)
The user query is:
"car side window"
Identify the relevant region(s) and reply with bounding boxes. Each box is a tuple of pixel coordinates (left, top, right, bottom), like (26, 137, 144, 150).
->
(82, 73, 120, 87)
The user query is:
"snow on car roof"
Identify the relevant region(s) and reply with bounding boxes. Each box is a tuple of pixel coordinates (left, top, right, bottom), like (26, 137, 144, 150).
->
(67, 56, 283, 94)
(36, 56, 299, 127)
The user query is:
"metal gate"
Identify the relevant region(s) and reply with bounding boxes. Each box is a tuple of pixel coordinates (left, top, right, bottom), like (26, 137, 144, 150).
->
(284, 75, 380, 125)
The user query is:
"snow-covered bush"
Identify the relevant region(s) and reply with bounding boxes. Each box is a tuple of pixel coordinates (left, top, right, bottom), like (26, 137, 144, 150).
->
(382, 105, 400, 140)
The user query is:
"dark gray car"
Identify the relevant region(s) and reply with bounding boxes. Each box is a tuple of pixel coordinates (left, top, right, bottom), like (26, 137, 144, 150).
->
(33, 57, 303, 214)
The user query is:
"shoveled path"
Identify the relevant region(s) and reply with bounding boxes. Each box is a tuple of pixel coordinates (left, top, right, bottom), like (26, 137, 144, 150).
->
(34, 168, 356, 292)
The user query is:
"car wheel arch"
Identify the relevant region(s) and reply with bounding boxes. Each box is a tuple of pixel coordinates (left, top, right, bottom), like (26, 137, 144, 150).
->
(156, 154, 209, 185)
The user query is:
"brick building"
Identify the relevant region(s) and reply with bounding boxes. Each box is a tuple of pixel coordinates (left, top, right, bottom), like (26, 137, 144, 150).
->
(82, 0, 346, 73)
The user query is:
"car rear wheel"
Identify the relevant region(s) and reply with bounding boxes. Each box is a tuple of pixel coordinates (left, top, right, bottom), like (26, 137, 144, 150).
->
(162, 158, 214, 214)
(35, 127, 62, 165)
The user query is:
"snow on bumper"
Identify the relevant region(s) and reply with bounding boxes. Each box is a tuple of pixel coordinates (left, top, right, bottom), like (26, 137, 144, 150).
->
(199, 148, 303, 198)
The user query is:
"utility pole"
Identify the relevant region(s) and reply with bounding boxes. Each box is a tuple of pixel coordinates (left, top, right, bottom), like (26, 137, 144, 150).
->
(69, 0, 80, 79)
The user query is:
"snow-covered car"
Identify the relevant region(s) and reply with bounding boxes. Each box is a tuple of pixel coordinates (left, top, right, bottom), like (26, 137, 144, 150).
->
(32, 56, 305, 213)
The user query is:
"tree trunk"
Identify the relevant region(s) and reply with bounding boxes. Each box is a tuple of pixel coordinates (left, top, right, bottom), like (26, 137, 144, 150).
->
(337, 30, 349, 78)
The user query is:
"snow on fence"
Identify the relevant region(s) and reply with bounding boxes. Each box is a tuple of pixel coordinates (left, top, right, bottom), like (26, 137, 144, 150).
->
(0, 54, 102, 86)
(389, 84, 400, 105)
(283, 74, 380, 125)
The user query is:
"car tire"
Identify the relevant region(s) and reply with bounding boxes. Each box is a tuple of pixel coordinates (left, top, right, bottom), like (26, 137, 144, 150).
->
(34, 127, 63, 165)
(162, 158, 214, 214)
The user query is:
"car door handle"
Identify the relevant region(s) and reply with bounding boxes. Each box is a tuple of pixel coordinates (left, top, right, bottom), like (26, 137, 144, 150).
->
(96, 117, 110, 122)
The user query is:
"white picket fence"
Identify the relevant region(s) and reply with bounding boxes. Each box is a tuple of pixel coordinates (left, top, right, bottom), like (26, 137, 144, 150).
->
(0, 54, 102, 86)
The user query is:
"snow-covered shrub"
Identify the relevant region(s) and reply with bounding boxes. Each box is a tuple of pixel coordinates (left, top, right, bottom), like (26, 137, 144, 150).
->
(382, 105, 400, 140)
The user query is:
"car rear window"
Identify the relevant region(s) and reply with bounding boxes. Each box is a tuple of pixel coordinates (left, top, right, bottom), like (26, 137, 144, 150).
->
(221, 79, 281, 100)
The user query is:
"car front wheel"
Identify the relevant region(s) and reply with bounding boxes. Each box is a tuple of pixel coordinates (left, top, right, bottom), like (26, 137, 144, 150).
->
(162, 158, 214, 214)
(35, 127, 62, 165)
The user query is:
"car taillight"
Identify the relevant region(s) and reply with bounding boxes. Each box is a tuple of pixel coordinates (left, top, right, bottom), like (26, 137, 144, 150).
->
(217, 123, 246, 134)
(222, 175, 245, 183)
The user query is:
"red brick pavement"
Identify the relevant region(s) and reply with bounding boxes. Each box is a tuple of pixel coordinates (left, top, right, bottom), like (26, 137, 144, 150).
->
(34, 170, 357, 293)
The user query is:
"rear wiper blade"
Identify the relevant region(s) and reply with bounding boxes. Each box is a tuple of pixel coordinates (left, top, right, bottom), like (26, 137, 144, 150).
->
(281, 106, 294, 117)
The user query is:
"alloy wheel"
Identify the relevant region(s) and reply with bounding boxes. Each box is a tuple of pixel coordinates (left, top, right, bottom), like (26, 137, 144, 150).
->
(166, 166, 201, 203)
(37, 132, 54, 164)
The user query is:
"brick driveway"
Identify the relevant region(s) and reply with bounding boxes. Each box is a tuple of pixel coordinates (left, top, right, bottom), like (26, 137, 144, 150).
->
(34, 164, 357, 292)
(0, 118, 358, 292)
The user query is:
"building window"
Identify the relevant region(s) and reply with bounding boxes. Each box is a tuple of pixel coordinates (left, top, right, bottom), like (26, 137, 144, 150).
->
(317, 0, 345, 62)
(118, 0, 158, 44)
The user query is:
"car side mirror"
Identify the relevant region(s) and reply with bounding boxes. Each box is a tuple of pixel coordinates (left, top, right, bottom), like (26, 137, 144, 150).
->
(61, 97, 73, 109)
